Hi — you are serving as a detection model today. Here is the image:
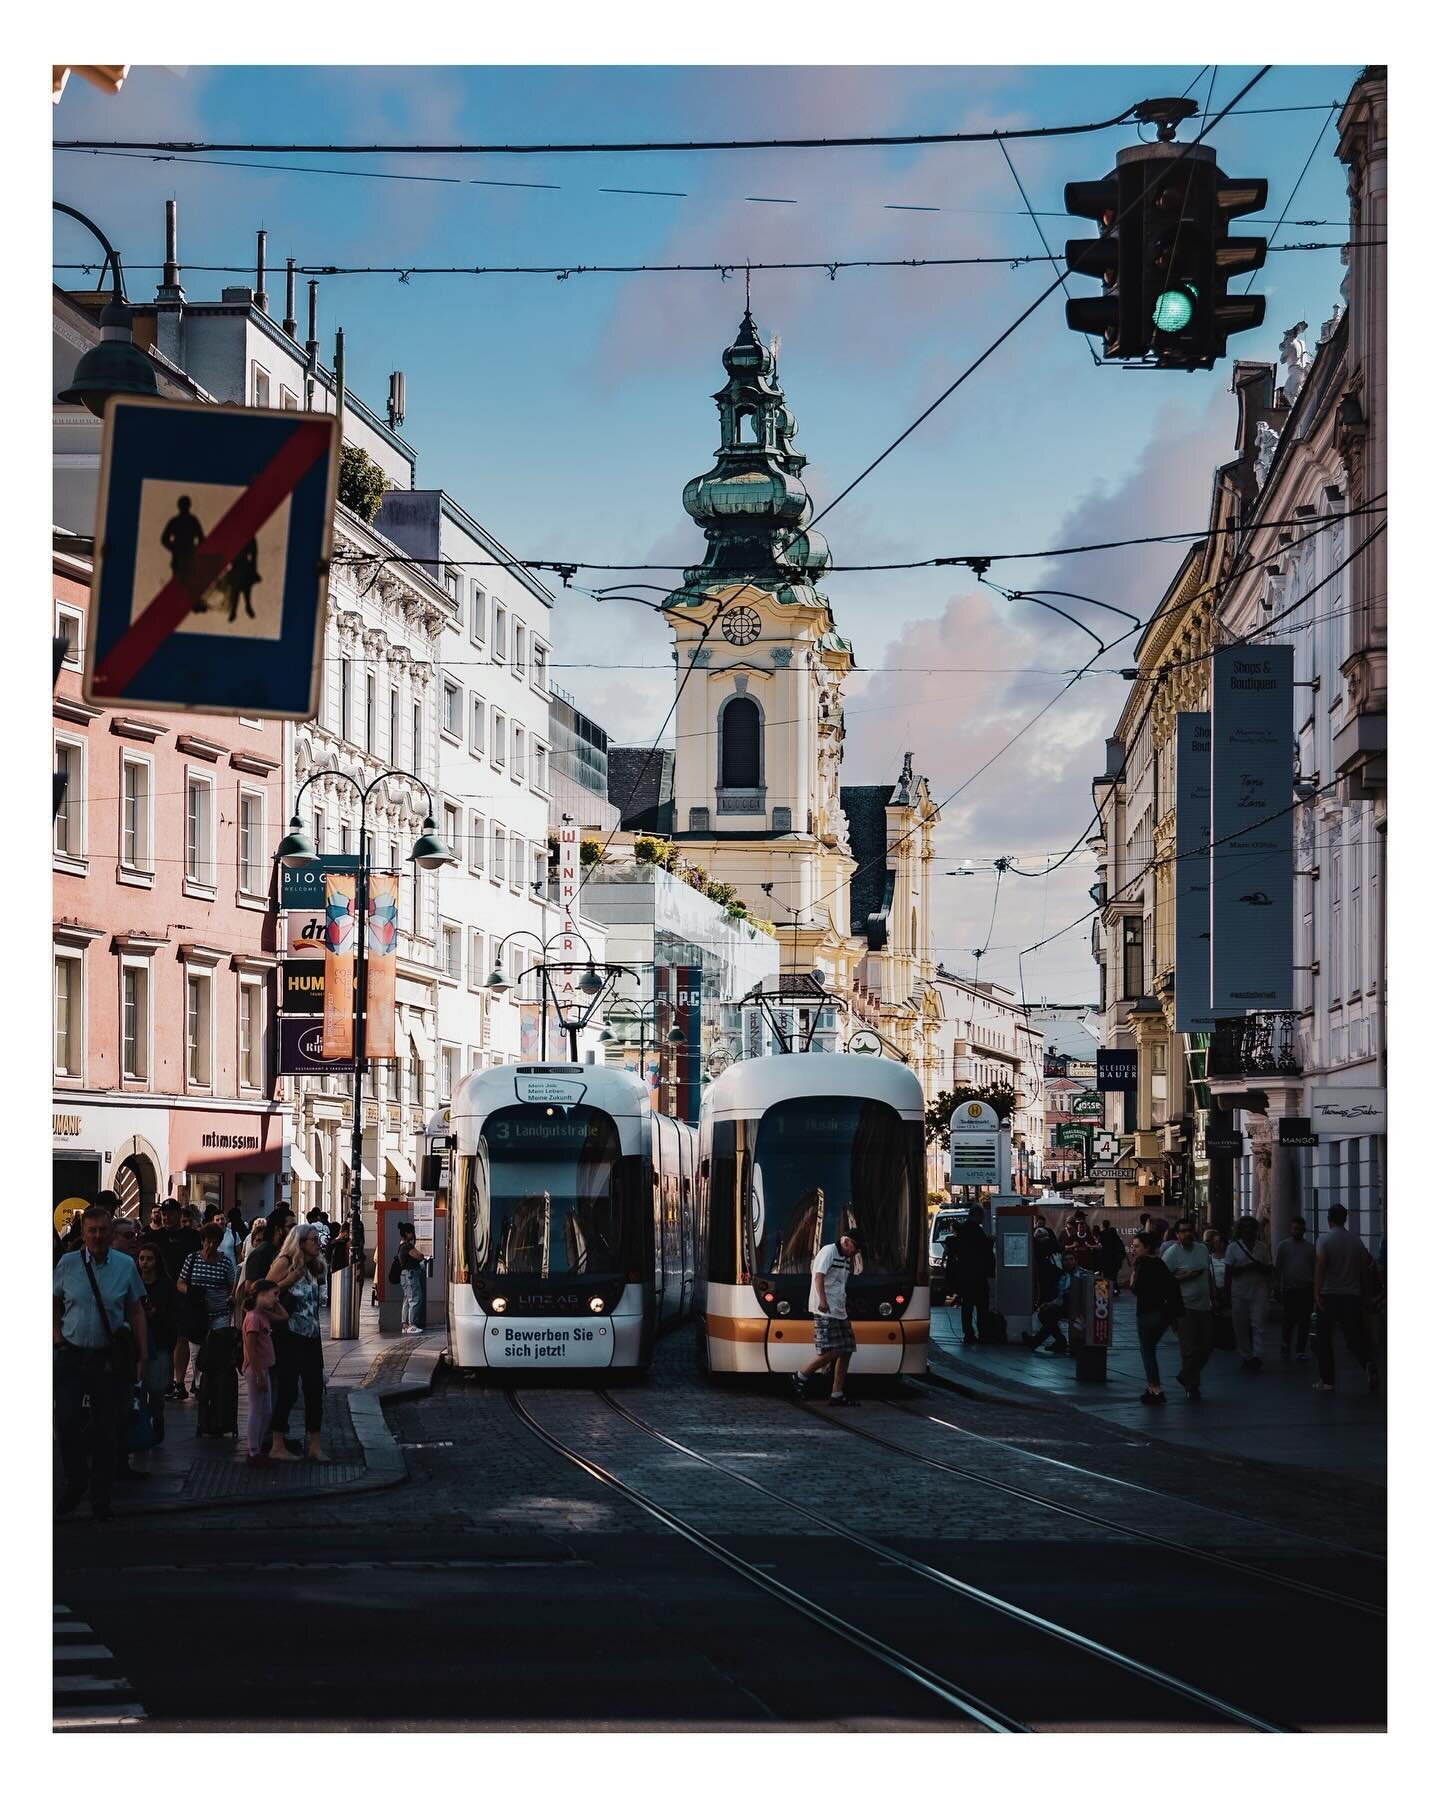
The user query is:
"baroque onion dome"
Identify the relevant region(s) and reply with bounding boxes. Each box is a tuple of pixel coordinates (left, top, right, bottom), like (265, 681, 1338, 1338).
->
(667, 311, 845, 639)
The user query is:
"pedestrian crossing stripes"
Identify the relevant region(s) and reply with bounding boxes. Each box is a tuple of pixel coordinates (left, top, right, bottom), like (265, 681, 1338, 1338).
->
(52, 1605, 145, 1730)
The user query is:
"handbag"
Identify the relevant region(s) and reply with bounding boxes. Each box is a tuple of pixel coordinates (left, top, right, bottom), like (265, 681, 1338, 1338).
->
(123, 1387, 156, 1453)
(179, 1254, 216, 1342)
(82, 1254, 137, 1381)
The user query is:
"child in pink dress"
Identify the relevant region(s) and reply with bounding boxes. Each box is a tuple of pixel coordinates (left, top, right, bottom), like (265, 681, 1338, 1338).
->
(242, 1280, 282, 1466)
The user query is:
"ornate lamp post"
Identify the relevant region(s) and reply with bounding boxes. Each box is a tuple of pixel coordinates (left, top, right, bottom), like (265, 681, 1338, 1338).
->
(484, 930, 635, 1063)
(275, 769, 453, 1336)
(54, 201, 159, 416)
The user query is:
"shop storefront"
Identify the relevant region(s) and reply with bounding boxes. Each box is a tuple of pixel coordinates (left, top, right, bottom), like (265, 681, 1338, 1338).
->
(168, 1105, 283, 1223)
(52, 1101, 169, 1231)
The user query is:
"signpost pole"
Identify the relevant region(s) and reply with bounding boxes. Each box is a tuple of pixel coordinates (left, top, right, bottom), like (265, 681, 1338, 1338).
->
(343, 815, 369, 1342)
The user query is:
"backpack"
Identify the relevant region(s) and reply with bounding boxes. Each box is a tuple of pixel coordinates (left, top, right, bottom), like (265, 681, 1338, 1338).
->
(388, 1255, 402, 1286)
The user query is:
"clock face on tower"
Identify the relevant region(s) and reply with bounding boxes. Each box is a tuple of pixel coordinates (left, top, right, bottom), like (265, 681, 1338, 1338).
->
(721, 606, 762, 646)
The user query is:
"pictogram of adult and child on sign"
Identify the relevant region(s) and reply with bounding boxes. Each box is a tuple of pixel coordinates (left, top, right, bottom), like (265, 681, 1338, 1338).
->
(161, 495, 262, 622)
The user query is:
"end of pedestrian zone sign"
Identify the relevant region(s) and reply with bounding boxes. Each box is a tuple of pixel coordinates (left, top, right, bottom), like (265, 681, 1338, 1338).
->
(82, 396, 341, 720)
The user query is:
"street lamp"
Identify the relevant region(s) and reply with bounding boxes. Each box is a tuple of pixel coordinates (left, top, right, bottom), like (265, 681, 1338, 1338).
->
(485, 930, 635, 1063)
(600, 996, 686, 1065)
(54, 201, 159, 416)
(274, 766, 455, 1338)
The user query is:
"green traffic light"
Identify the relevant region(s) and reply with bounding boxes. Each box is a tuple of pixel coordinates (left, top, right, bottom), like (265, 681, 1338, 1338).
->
(1153, 284, 1196, 333)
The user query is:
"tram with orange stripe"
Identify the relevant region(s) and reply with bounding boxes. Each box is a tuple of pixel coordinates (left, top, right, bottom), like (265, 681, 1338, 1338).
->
(695, 1053, 929, 1378)
(447, 1062, 696, 1373)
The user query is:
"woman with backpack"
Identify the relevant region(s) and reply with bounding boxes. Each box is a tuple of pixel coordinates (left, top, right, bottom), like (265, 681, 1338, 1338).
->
(1131, 1230, 1184, 1404)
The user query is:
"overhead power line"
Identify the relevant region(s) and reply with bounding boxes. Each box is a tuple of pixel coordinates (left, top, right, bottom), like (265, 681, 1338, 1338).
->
(47, 102, 1348, 160)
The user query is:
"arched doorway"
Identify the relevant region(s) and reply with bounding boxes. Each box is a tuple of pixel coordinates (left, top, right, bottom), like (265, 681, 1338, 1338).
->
(112, 1135, 164, 1225)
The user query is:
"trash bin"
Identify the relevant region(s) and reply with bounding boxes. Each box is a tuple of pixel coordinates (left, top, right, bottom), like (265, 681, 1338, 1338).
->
(1067, 1269, 1112, 1382)
(329, 1265, 359, 1341)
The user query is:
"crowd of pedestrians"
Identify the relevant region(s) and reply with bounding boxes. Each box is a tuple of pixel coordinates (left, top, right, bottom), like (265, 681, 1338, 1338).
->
(52, 1193, 383, 1523)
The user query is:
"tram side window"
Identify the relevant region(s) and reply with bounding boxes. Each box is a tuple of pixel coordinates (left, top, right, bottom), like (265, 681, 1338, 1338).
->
(706, 1119, 739, 1283)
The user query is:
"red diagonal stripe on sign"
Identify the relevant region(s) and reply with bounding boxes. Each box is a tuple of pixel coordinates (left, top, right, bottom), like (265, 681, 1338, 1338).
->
(92, 419, 333, 699)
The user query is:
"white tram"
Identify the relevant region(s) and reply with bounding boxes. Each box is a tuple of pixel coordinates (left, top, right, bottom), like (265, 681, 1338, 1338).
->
(696, 1053, 930, 1378)
(446, 1061, 697, 1373)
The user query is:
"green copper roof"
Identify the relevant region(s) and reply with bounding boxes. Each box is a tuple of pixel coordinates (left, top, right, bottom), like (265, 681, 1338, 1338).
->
(664, 312, 840, 621)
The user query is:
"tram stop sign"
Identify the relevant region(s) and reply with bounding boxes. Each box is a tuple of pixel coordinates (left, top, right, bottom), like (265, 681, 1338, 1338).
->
(83, 397, 340, 719)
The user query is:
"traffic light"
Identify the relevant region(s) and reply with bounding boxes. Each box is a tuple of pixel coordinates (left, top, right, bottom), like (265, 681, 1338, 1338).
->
(1136, 146, 1217, 368)
(1212, 171, 1269, 356)
(1063, 171, 1136, 357)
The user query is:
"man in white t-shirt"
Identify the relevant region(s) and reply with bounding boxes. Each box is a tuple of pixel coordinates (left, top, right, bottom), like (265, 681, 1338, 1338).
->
(791, 1229, 863, 1408)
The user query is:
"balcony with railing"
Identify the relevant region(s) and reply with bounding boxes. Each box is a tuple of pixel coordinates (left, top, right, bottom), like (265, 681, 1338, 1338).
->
(1206, 1012, 1303, 1088)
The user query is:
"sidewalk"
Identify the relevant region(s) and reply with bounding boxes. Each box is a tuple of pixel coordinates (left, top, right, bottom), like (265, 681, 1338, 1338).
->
(927, 1292, 1386, 1487)
(101, 1302, 445, 1516)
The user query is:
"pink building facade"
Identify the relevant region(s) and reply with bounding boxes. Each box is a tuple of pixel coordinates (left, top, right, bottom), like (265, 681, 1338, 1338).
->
(52, 539, 286, 1230)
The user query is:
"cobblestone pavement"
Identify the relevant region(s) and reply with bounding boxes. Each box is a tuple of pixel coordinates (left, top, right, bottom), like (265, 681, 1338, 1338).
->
(53, 1324, 1386, 1730)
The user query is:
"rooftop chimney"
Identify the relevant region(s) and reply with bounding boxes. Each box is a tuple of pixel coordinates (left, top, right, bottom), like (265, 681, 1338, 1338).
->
(282, 258, 297, 339)
(156, 198, 185, 304)
(255, 229, 269, 315)
(304, 279, 318, 410)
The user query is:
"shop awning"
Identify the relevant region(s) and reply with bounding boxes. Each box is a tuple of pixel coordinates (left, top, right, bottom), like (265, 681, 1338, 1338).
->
(405, 1010, 434, 1061)
(288, 1145, 320, 1184)
(336, 1142, 377, 1185)
(386, 1149, 417, 1184)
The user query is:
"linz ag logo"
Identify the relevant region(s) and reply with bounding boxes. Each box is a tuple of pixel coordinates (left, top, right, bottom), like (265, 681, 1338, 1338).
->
(509, 1292, 582, 1309)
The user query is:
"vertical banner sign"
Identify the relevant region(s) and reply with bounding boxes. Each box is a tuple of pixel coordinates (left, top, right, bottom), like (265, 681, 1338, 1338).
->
(676, 964, 703, 1123)
(1210, 645, 1295, 1014)
(551, 825, 586, 1042)
(1173, 712, 1215, 1033)
(519, 1004, 541, 1060)
(321, 873, 357, 1060)
(365, 872, 399, 1060)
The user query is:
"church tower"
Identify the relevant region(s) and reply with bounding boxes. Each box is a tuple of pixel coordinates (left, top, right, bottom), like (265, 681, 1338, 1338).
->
(660, 312, 861, 991)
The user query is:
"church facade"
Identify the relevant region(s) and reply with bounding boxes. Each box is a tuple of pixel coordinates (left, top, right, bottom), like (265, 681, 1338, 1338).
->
(611, 313, 942, 1092)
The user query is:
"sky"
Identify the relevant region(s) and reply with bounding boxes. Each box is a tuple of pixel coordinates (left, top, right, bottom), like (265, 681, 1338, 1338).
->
(51, 62, 1358, 1013)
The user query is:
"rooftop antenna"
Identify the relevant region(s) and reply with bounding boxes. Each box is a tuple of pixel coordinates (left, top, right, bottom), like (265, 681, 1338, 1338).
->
(282, 257, 297, 339)
(745, 263, 751, 312)
(255, 228, 268, 315)
(156, 198, 184, 304)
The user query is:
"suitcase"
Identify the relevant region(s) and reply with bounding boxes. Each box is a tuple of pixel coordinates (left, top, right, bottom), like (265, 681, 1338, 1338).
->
(195, 1364, 239, 1437)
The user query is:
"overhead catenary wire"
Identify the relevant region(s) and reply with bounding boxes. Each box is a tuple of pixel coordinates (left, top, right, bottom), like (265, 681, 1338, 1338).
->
(1244, 101, 1341, 294)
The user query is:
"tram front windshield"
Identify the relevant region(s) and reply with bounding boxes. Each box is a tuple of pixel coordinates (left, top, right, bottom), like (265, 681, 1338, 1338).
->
(471, 1105, 631, 1280)
(748, 1096, 922, 1280)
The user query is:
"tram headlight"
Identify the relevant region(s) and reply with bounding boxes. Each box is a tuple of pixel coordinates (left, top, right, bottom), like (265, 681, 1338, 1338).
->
(589, 1296, 605, 1314)
(776, 1301, 791, 1317)
(491, 1296, 508, 1313)
(879, 1301, 894, 1318)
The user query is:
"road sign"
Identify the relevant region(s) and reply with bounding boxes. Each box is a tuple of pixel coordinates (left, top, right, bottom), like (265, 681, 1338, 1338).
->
(83, 397, 340, 718)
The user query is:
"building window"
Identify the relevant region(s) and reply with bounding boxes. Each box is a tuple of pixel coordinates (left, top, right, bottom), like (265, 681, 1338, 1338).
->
(493, 601, 507, 663)
(409, 1053, 423, 1106)
(719, 694, 762, 788)
(491, 823, 506, 881)
(389, 686, 400, 763)
(510, 835, 525, 889)
(1329, 842, 1343, 1002)
(512, 721, 526, 780)
(468, 927, 486, 990)
(238, 979, 264, 1089)
(470, 584, 486, 647)
(412, 701, 422, 775)
(441, 679, 462, 740)
(185, 972, 213, 1086)
(513, 618, 526, 679)
(532, 742, 549, 793)
(238, 787, 266, 895)
(54, 736, 85, 860)
(509, 943, 526, 997)
(444, 566, 461, 610)
(440, 922, 462, 982)
(253, 363, 271, 408)
(54, 952, 82, 1077)
(340, 655, 352, 741)
(55, 603, 83, 668)
(121, 969, 149, 1077)
(313, 808, 325, 855)
(185, 773, 215, 888)
(491, 710, 506, 769)
(365, 673, 377, 755)
(468, 811, 485, 875)
(533, 640, 549, 693)
(531, 845, 546, 894)
(280, 386, 298, 411)
(442, 801, 461, 857)
(470, 694, 486, 758)
(120, 755, 152, 873)
(439, 1044, 459, 1103)
(1122, 915, 1144, 1001)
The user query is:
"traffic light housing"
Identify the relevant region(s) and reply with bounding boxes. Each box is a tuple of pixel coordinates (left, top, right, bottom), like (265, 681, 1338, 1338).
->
(1064, 143, 1270, 370)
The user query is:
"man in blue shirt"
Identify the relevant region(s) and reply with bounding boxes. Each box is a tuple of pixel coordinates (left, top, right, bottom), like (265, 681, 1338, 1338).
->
(54, 1206, 147, 1522)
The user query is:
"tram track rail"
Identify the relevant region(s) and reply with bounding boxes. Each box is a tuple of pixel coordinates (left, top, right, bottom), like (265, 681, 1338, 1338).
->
(501, 1387, 1027, 1733)
(799, 1391, 1385, 1619)
(585, 1390, 1287, 1733)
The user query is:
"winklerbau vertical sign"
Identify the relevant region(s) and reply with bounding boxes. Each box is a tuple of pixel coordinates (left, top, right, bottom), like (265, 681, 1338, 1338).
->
(1173, 712, 1214, 1033)
(1210, 645, 1295, 1014)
